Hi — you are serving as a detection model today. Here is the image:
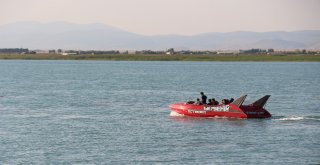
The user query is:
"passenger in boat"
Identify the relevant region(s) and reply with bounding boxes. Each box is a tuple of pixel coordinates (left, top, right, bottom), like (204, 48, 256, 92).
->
(211, 98, 219, 105)
(194, 98, 202, 105)
(221, 99, 227, 105)
(200, 92, 207, 104)
(186, 100, 195, 104)
(223, 98, 235, 104)
(207, 99, 213, 105)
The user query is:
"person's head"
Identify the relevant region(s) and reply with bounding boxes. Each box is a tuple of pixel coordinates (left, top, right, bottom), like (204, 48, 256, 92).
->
(212, 98, 215, 101)
(200, 92, 204, 95)
(208, 99, 212, 102)
(197, 98, 200, 101)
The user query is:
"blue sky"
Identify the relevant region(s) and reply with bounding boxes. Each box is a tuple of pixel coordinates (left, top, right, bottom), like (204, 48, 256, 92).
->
(1, 0, 319, 35)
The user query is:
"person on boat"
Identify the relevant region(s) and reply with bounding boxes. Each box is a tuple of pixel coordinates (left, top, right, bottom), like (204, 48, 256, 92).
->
(222, 98, 233, 104)
(200, 92, 207, 104)
(207, 99, 213, 105)
(194, 98, 202, 105)
(211, 98, 219, 105)
(186, 100, 195, 104)
(221, 99, 227, 105)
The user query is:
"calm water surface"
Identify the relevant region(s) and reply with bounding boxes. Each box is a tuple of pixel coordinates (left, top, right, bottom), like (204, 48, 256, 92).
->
(0, 60, 319, 164)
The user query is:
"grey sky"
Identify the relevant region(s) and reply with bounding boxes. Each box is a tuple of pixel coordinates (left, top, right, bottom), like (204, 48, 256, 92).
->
(1, 0, 319, 35)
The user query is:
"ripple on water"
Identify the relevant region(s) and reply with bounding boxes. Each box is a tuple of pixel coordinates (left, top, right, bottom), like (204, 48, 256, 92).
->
(0, 61, 319, 164)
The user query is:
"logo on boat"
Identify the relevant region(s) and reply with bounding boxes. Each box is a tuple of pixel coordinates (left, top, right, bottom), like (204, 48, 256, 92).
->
(203, 105, 230, 112)
(187, 110, 206, 114)
(187, 105, 230, 114)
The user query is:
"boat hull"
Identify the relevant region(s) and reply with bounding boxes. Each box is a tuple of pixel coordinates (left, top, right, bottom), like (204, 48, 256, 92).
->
(170, 103, 271, 119)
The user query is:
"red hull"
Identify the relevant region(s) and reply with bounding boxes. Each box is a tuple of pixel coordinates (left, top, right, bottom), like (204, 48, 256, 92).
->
(170, 95, 271, 119)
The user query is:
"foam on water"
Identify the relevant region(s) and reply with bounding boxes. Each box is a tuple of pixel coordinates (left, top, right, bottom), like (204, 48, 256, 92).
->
(170, 111, 184, 117)
(277, 116, 304, 121)
(276, 116, 320, 121)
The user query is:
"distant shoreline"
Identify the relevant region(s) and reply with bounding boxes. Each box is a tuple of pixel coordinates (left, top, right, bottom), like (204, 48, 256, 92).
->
(0, 54, 320, 62)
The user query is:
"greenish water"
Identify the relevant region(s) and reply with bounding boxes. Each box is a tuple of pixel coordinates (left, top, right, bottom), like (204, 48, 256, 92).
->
(0, 60, 319, 164)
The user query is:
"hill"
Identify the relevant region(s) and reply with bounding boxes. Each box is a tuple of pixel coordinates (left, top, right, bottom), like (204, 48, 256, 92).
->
(0, 22, 319, 50)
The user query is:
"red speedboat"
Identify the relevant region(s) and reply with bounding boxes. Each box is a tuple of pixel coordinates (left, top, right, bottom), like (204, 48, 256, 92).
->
(170, 95, 271, 118)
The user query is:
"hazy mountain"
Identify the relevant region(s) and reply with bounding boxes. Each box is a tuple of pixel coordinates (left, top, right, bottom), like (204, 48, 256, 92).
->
(0, 21, 319, 50)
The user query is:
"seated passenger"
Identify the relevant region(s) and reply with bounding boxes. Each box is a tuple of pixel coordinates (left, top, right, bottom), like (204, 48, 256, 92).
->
(207, 99, 213, 105)
(225, 99, 230, 104)
(194, 98, 203, 105)
(211, 98, 219, 105)
(186, 100, 195, 104)
(221, 98, 232, 104)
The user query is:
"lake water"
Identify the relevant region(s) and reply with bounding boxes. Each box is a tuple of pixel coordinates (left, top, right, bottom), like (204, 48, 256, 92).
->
(0, 60, 319, 164)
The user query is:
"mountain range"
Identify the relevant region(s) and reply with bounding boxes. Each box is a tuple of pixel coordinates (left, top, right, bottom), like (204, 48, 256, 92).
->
(0, 21, 319, 50)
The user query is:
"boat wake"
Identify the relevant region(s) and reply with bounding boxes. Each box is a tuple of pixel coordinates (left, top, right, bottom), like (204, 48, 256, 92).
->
(274, 116, 320, 121)
(170, 111, 184, 117)
(277, 116, 304, 121)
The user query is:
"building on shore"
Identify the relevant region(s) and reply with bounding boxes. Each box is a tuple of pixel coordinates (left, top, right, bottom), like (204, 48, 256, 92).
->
(0, 48, 29, 54)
